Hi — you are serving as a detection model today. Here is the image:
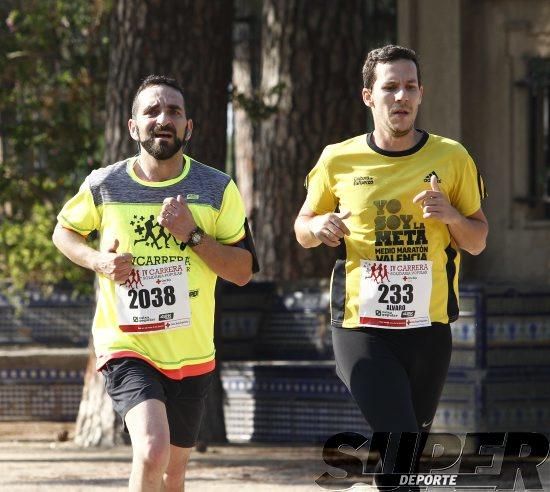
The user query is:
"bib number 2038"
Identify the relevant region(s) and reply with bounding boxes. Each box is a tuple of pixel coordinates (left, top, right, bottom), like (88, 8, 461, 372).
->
(128, 286, 176, 309)
(378, 283, 414, 304)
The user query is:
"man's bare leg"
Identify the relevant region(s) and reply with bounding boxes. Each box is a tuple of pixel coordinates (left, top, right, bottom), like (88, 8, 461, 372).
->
(125, 399, 171, 492)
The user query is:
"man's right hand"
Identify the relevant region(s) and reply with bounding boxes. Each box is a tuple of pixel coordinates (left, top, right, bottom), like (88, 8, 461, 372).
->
(308, 210, 351, 247)
(93, 238, 134, 283)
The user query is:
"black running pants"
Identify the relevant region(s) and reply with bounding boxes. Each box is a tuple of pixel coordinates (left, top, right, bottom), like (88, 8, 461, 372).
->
(332, 323, 452, 433)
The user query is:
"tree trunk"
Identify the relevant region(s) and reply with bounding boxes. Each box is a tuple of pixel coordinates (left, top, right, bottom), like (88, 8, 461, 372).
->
(253, 0, 368, 280)
(103, 0, 232, 170)
(77, 0, 232, 447)
(232, 0, 262, 219)
(74, 345, 124, 447)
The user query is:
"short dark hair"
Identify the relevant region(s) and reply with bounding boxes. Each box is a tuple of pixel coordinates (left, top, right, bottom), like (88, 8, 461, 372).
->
(362, 45, 421, 90)
(131, 75, 186, 117)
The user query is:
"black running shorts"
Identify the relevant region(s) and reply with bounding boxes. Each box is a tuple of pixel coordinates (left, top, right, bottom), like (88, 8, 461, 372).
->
(101, 357, 213, 448)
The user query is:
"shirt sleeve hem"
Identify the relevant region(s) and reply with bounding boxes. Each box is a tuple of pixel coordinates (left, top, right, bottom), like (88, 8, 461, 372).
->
(460, 205, 482, 218)
(217, 227, 245, 245)
(57, 216, 92, 236)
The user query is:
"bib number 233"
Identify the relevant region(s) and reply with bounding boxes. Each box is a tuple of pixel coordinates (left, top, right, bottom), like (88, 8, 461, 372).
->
(359, 260, 432, 328)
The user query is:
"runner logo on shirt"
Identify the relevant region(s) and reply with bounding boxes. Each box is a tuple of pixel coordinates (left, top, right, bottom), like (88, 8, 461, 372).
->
(129, 215, 192, 271)
(131, 214, 183, 251)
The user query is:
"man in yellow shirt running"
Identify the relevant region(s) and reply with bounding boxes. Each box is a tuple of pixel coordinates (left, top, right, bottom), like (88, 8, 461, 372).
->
(295, 45, 488, 489)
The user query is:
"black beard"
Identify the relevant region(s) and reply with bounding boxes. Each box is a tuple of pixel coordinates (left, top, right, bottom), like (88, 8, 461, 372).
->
(138, 128, 184, 160)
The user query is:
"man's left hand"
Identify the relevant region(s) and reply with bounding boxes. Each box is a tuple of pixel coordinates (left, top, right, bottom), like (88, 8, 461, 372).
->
(157, 194, 196, 243)
(412, 175, 461, 225)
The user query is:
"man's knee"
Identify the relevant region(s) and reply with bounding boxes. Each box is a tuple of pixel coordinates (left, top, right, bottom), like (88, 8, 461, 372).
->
(164, 469, 185, 490)
(133, 435, 171, 472)
(164, 447, 191, 489)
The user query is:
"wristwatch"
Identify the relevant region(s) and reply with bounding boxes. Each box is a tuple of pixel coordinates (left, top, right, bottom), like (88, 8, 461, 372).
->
(187, 226, 205, 248)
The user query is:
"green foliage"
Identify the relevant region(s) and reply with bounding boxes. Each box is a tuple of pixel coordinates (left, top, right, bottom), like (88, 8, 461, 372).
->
(0, 0, 109, 296)
(0, 201, 95, 297)
(232, 82, 286, 121)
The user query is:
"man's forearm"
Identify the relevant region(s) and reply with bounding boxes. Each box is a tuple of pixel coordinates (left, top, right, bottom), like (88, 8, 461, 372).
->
(54, 226, 135, 284)
(191, 235, 253, 286)
(52, 224, 100, 272)
(448, 216, 488, 255)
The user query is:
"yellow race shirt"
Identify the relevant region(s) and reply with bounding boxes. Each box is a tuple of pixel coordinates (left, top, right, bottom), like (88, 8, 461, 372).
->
(58, 155, 251, 378)
(305, 131, 486, 328)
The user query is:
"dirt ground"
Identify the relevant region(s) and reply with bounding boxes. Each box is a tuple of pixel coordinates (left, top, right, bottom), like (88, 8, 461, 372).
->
(0, 422, 347, 492)
(1, 422, 549, 491)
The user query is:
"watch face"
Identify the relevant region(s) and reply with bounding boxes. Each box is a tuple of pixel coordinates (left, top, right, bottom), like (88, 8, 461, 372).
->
(189, 227, 204, 246)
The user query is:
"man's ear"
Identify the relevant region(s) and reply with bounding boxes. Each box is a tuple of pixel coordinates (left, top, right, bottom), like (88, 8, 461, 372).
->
(185, 119, 193, 140)
(362, 88, 373, 108)
(128, 119, 139, 141)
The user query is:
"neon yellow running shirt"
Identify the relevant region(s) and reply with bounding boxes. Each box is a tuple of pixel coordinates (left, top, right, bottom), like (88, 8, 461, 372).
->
(58, 156, 247, 378)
